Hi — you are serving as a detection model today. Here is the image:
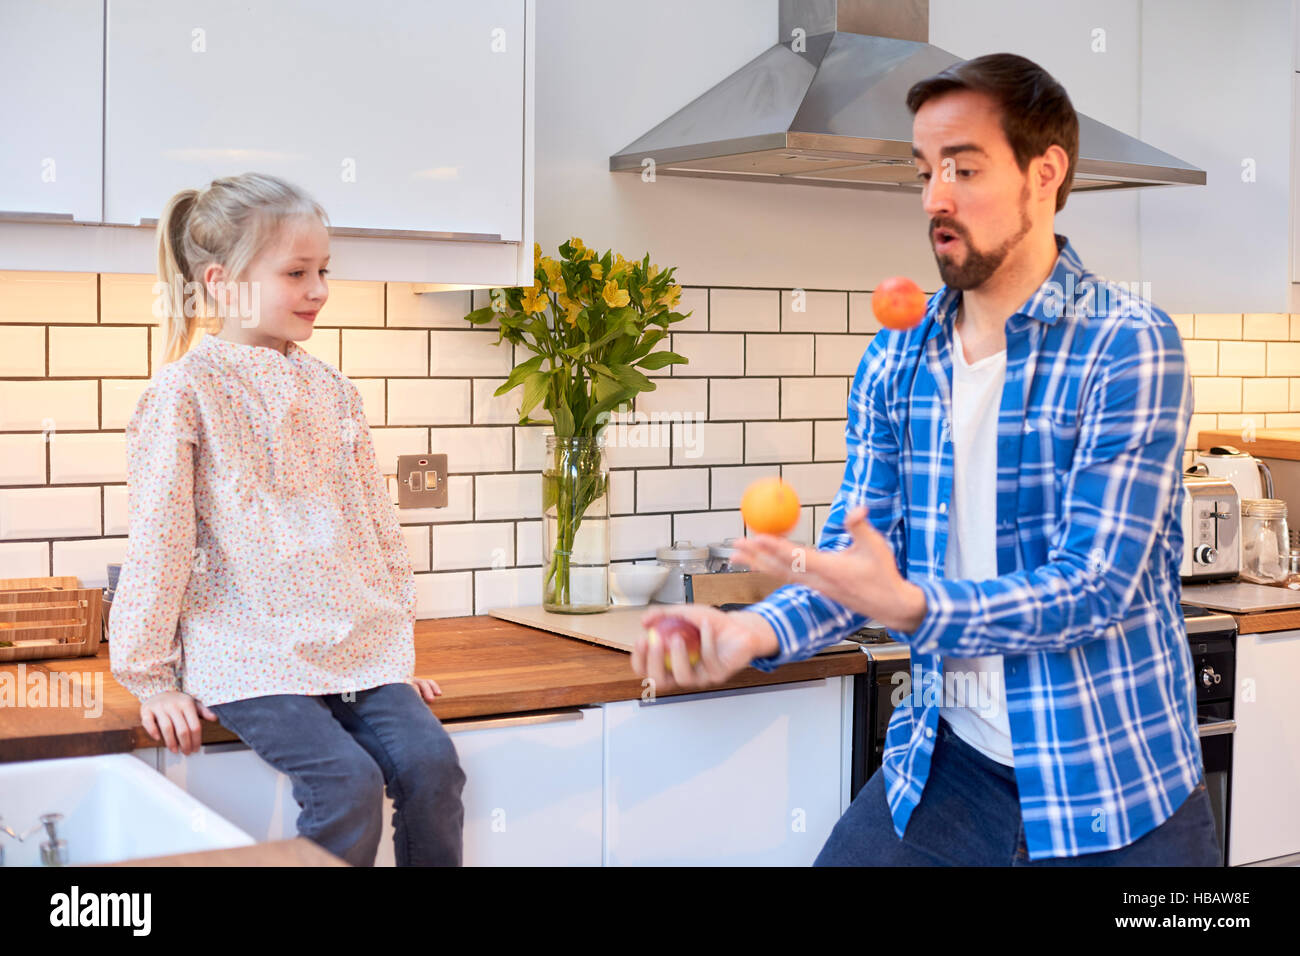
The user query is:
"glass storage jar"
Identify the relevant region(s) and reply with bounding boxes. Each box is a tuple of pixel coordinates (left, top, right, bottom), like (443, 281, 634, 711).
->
(1240, 498, 1289, 585)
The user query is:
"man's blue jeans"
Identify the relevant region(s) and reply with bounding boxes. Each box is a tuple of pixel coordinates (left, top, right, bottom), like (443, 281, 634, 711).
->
(816, 716, 1222, 866)
(211, 682, 466, 867)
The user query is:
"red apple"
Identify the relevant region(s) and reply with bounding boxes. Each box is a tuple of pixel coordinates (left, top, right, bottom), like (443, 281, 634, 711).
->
(646, 615, 702, 673)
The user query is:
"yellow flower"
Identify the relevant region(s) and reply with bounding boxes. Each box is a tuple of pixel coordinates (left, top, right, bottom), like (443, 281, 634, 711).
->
(582, 247, 596, 261)
(602, 280, 630, 309)
(646, 263, 660, 281)
(640, 288, 658, 311)
(533, 242, 542, 267)
(541, 257, 564, 290)
(569, 237, 586, 257)
(588, 262, 604, 280)
(520, 282, 547, 315)
(658, 283, 682, 309)
(609, 253, 631, 278)
(564, 300, 581, 326)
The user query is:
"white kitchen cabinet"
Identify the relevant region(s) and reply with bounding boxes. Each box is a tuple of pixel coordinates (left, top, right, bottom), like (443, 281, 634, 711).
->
(159, 705, 603, 866)
(603, 677, 846, 866)
(1229, 628, 1300, 866)
(105, 0, 525, 241)
(0, 0, 105, 223)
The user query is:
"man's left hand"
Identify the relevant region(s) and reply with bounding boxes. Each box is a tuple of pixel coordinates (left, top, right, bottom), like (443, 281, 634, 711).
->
(730, 505, 927, 633)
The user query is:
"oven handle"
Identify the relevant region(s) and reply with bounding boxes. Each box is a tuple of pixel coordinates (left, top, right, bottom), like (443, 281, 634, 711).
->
(1198, 718, 1236, 738)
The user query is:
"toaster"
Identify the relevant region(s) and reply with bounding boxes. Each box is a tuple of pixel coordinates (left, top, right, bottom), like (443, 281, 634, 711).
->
(1180, 472, 1240, 581)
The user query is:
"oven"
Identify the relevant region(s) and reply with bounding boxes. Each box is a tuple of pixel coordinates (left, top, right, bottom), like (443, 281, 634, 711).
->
(848, 609, 1237, 865)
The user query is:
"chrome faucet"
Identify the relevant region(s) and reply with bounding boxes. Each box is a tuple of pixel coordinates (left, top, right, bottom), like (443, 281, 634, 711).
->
(0, 813, 67, 866)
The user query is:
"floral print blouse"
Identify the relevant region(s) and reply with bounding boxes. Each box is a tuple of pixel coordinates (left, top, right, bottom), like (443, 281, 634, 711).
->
(109, 332, 417, 706)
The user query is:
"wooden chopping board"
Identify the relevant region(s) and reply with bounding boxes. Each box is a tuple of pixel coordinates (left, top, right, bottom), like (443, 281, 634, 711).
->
(1181, 580, 1300, 614)
(488, 603, 861, 655)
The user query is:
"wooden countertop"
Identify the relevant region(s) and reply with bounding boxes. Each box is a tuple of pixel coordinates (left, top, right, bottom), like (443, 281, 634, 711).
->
(0, 614, 868, 763)
(94, 837, 346, 867)
(1196, 428, 1300, 461)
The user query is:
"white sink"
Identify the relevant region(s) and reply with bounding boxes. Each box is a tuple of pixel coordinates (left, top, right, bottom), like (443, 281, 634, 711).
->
(0, 753, 255, 865)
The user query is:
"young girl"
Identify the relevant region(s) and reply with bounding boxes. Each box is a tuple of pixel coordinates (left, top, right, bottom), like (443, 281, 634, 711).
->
(109, 172, 465, 867)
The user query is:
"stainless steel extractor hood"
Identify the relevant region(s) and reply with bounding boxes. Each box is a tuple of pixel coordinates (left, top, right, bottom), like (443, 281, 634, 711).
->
(610, 0, 1205, 193)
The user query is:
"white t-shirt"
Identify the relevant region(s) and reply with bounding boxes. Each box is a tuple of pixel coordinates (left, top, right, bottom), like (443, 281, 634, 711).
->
(938, 321, 1015, 766)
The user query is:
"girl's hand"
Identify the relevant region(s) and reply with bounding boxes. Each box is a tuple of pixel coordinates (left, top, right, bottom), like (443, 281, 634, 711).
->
(140, 690, 217, 756)
(411, 677, 442, 703)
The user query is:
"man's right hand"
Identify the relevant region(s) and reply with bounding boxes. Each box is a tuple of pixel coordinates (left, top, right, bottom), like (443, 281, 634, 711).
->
(141, 690, 217, 755)
(633, 605, 780, 694)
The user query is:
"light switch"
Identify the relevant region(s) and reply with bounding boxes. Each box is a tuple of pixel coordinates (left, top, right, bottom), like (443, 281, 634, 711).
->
(397, 453, 448, 509)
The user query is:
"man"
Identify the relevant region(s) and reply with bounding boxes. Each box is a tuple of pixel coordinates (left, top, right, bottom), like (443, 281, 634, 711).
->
(633, 52, 1219, 866)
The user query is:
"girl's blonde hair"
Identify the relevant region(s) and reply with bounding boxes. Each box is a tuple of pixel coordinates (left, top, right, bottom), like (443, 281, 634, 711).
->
(155, 172, 329, 364)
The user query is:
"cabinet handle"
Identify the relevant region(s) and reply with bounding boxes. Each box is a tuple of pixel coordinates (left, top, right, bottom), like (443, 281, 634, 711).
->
(0, 211, 76, 223)
(327, 225, 503, 242)
(1197, 718, 1236, 738)
(442, 709, 584, 734)
(639, 677, 828, 707)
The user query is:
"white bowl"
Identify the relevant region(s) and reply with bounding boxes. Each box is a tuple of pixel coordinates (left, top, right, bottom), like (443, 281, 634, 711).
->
(610, 564, 670, 606)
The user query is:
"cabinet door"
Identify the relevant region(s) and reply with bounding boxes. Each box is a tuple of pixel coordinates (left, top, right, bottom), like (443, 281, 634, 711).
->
(604, 678, 845, 866)
(105, 0, 525, 240)
(160, 741, 302, 844)
(0, 0, 104, 223)
(1229, 628, 1300, 865)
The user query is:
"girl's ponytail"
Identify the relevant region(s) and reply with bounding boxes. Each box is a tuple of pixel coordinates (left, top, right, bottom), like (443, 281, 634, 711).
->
(156, 187, 203, 365)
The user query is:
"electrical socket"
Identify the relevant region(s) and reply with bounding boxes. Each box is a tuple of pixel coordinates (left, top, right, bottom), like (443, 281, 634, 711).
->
(397, 453, 448, 509)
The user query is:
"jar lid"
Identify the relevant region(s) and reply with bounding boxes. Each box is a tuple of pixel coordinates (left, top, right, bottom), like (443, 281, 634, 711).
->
(657, 540, 710, 562)
(709, 537, 742, 559)
(1243, 498, 1288, 517)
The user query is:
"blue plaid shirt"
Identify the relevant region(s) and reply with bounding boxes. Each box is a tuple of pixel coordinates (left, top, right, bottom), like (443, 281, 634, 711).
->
(748, 234, 1203, 860)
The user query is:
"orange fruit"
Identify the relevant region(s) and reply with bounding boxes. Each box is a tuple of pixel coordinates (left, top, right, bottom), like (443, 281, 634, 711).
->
(872, 276, 926, 330)
(740, 477, 801, 536)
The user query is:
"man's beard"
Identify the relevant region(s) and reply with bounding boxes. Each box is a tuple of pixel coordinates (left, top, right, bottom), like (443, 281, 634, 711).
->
(932, 182, 1032, 291)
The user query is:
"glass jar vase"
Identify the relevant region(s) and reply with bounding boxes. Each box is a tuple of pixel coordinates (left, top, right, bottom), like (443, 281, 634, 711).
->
(542, 434, 610, 613)
(1240, 498, 1290, 585)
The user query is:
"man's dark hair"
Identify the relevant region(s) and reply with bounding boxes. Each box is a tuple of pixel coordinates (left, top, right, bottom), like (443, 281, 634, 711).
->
(905, 52, 1079, 212)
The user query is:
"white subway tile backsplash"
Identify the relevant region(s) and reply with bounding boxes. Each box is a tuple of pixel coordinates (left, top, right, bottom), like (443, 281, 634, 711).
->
(1185, 413, 1217, 450)
(0, 487, 99, 539)
(637, 378, 707, 418)
(342, 329, 428, 377)
(432, 522, 513, 571)
(1182, 340, 1217, 377)
(711, 464, 779, 510)
(429, 330, 513, 377)
(1242, 313, 1289, 340)
(50, 433, 126, 483)
(781, 462, 845, 505)
(369, 427, 431, 475)
(1170, 314, 1193, 338)
(637, 468, 708, 512)
(782, 377, 848, 419)
(433, 426, 513, 473)
(298, 328, 340, 368)
(1193, 314, 1242, 339)
(710, 378, 778, 420)
(316, 280, 384, 328)
(1192, 377, 1242, 414)
(605, 420, 672, 468)
(674, 288, 709, 331)
(415, 571, 474, 619)
(1292, 378, 1300, 412)
(781, 290, 847, 333)
(746, 420, 812, 463)
(52, 537, 128, 587)
(672, 509, 743, 547)
(0, 541, 49, 577)
(390, 379, 471, 425)
(610, 469, 634, 514)
(1217, 341, 1266, 377)
(401, 525, 431, 572)
(1292, 315, 1300, 340)
(672, 421, 743, 466)
(397, 474, 474, 524)
(352, 378, 386, 426)
(99, 274, 156, 325)
(848, 292, 883, 334)
(0, 380, 98, 430)
(1265, 412, 1300, 427)
(1242, 377, 1290, 413)
(1267, 342, 1300, 377)
(0, 272, 96, 324)
(611, 514, 671, 560)
(104, 485, 129, 535)
(710, 289, 778, 332)
(476, 473, 541, 520)
(0, 326, 44, 375)
(0, 434, 45, 484)
(814, 334, 872, 376)
(474, 566, 543, 613)
(516, 520, 541, 565)
(746, 334, 813, 375)
(514, 426, 549, 472)
(672, 333, 745, 376)
(49, 326, 148, 377)
(387, 287, 477, 329)
(472, 379, 523, 424)
(814, 419, 848, 461)
(101, 380, 148, 430)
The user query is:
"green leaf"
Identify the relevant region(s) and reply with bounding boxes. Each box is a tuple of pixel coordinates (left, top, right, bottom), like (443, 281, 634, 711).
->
(607, 363, 654, 392)
(627, 330, 666, 362)
(519, 369, 552, 418)
(580, 387, 636, 431)
(552, 401, 575, 436)
(493, 354, 545, 396)
(464, 306, 496, 325)
(635, 350, 687, 371)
